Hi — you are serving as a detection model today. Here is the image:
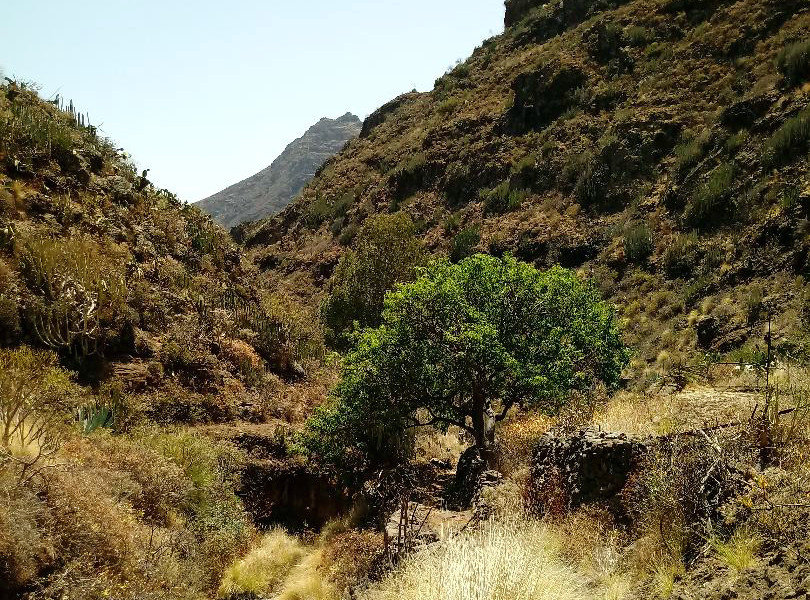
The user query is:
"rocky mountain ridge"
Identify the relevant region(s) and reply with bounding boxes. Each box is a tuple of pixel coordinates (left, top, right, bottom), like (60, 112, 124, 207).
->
(197, 112, 361, 229)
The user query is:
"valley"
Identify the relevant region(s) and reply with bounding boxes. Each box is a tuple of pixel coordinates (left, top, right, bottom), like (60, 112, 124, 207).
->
(1, 0, 810, 599)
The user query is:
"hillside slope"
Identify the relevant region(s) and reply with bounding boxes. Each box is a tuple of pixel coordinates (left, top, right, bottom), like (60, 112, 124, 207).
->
(0, 81, 329, 600)
(246, 0, 810, 385)
(196, 113, 361, 229)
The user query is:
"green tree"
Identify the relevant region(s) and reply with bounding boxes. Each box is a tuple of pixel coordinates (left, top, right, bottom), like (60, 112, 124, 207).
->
(306, 254, 629, 469)
(320, 212, 426, 348)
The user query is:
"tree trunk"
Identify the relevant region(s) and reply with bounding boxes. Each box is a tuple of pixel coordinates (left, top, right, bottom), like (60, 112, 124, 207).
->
(471, 387, 496, 467)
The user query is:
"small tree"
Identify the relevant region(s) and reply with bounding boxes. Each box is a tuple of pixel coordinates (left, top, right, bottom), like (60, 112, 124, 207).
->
(320, 212, 426, 348)
(306, 254, 629, 469)
(0, 347, 77, 482)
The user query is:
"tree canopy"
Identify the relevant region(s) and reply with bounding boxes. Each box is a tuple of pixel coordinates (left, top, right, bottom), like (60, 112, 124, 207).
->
(320, 212, 426, 348)
(305, 253, 629, 469)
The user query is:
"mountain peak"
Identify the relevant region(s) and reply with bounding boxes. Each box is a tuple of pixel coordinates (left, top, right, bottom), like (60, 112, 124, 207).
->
(197, 114, 361, 229)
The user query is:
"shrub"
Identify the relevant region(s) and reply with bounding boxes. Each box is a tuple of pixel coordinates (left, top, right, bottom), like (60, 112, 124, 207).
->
(437, 97, 461, 116)
(662, 233, 699, 279)
(0, 474, 49, 590)
(138, 429, 251, 585)
(625, 25, 653, 46)
(574, 157, 609, 207)
(684, 162, 735, 228)
(482, 181, 528, 215)
(305, 192, 355, 228)
(16, 233, 128, 355)
(710, 528, 760, 571)
(776, 40, 810, 87)
(624, 222, 654, 265)
(364, 518, 588, 600)
(449, 226, 481, 262)
(763, 109, 810, 167)
(220, 337, 264, 381)
(257, 293, 326, 370)
(0, 347, 78, 480)
(0, 294, 20, 343)
(321, 212, 426, 348)
(674, 130, 711, 174)
(0, 90, 78, 162)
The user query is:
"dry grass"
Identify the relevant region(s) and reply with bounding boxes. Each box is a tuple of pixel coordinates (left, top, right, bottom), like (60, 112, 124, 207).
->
(592, 391, 680, 436)
(362, 518, 591, 600)
(219, 529, 306, 597)
(710, 529, 761, 572)
(413, 426, 467, 464)
(493, 413, 553, 475)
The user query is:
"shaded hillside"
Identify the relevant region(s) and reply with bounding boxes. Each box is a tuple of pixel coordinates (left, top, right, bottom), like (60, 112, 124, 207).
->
(246, 0, 810, 385)
(0, 81, 329, 600)
(197, 113, 361, 229)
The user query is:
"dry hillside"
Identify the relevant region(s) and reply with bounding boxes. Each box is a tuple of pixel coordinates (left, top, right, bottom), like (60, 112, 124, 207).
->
(247, 0, 810, 386)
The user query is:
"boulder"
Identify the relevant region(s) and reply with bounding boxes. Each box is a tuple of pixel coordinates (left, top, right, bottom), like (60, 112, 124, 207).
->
(450, 446, 504, 509)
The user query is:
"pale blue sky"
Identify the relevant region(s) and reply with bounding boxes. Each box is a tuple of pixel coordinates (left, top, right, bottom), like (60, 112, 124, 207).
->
(1, 1, 504, 202)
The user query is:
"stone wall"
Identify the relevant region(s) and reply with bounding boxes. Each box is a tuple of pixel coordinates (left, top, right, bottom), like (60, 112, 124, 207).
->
(529, 428, 649, 516)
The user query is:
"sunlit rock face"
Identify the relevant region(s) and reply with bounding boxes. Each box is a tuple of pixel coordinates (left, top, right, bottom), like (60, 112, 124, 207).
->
(197, 112, 361, 229)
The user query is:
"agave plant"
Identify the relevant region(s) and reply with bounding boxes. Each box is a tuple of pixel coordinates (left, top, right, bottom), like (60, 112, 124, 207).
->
(76, 402, 115, 435)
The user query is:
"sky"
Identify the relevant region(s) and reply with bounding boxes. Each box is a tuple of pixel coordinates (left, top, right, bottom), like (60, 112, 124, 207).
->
(1, 1, 504, 202)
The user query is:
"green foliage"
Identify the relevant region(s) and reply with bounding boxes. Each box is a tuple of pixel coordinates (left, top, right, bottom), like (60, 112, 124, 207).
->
(684, 162, 735, 228)
(305, 192, 355, 228)
(482, 181, 528, 215)
(763, 109, 810, 167)
(776, 40, 810, 87)
(725, 131, 748, 155)
(674, 130, 711, 174)
(437, 97, 462, 116)
(137, 429, 251, 584)
(624, 222, 654, 265)
(338, 222, 359, 246)
(76, 402, 115, 435)
(321, 212, 426, 348)
(450, 226, 481, 263)
(305, 255, 628, 470)
(625, 25, 653, 46)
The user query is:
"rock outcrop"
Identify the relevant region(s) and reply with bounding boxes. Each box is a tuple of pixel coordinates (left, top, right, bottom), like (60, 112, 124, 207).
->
(197, 113, 361, 228)
(529, 428, 649, 514)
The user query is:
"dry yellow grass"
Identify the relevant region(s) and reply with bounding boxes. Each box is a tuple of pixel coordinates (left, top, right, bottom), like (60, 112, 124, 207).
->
(362, 518, 591, 600)
(218, 529, 306, 597)
(592, 391, 680, 436)
(710, 529, 761, 572)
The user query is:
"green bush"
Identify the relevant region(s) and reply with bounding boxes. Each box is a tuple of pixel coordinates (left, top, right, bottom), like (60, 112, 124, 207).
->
(305, 192, 354, 228)
(625, 25, 653, 46)
(763, 109, 810, 167)
(450, 226, 481, 263)
(482, 181, 528, 214)
(338, 222, 359, 246)
(624, 222, 654, 265)
(776, 40, 810, 87)
(321, 213, 426, 348)
(684, 162, 735, 228)
(674, 130, 711, 174)
(437, 97, 461, 116)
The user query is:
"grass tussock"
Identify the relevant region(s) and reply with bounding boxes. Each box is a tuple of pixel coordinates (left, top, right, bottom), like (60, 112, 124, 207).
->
(710, 529, 761, 572)
(363, 518, 590, 600)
